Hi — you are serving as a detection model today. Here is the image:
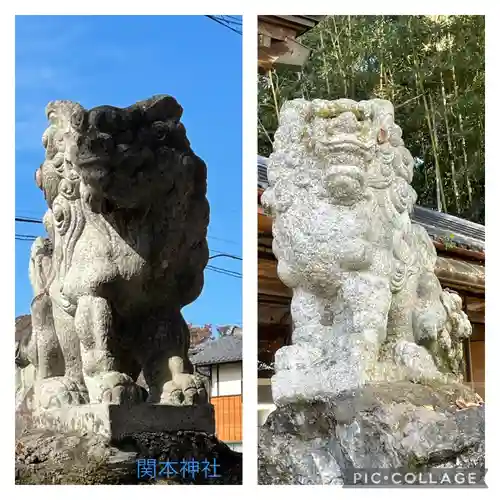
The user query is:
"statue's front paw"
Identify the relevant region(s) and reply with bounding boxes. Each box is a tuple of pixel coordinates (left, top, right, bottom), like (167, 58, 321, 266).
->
(86, 371, 145, 404)
(393, 340, 443, 381)
(161, 373, 208, 405)
(35, 377, 89, 409)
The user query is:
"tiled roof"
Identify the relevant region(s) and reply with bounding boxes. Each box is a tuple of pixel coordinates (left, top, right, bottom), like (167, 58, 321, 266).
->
(190, 334, 242, 366)
(257, 156, 485, 253)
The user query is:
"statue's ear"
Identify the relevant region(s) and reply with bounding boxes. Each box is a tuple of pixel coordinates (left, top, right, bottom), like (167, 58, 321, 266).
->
(377, 127, 389, 144)
(35, 165, 43, 189)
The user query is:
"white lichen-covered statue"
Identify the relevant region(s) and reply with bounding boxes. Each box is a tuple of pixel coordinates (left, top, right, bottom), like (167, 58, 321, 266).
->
(261, 98, 472, 404)
(22, 96, 209, 409)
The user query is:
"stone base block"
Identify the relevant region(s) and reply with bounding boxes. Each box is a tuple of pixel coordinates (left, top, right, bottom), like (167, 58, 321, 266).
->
(32, 403, 215, 440)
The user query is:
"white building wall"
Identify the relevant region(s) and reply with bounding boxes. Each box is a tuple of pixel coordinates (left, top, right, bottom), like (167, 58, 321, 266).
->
(210, 362, 242, 397)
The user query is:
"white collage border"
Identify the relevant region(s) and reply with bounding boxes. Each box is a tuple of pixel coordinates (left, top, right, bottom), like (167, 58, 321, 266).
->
(0, 2, 498, 498)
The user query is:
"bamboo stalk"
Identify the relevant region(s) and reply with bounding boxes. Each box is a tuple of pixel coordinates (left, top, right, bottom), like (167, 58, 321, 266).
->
(378, 17, 384, 96)
(379, 59, 384, 94)
(268, 70, 280, 123)
(428, 92, 448, 212)
(387, 31, 396, 102)
(416, 71, 445, 212)
(258, 116, 273, 148)
(408, 16, 446, 212)
(319, 30, 331, 95)
(440, 71, 461, 212)
(452, 64, 473, 204)
(330, 16, 348, 96)
(395, 94, 424, 109)
(347, 15, 355, 97)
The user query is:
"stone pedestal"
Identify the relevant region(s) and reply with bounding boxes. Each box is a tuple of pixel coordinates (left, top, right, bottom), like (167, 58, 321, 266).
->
(31, 403, 215, 440)
(16, 402, 243, 484)
(258, 381, 485, 485)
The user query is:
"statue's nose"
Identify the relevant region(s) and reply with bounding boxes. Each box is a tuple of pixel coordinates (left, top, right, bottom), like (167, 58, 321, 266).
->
(327, 111, 360, 134)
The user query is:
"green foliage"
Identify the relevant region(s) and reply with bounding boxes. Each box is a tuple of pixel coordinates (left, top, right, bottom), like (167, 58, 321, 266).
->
(258, 15, 485, 224)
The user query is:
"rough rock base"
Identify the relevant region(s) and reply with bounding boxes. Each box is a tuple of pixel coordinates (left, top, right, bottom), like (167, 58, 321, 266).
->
(16, 428, 242, 485)
(258, 381, 485, 485)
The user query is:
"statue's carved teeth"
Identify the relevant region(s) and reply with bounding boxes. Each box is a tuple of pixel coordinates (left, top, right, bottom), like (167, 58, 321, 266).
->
(318, 138, 372, 150)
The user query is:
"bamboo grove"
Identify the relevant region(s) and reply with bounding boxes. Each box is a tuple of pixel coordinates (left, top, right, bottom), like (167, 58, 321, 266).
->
(258, 16, 485, 224)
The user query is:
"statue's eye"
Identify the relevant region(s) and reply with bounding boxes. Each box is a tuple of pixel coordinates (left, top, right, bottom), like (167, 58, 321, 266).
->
(152, 121, 168, 141)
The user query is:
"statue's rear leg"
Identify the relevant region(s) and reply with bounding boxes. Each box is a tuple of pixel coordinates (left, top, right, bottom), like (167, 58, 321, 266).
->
(32, 299, 90, 408)
(140, 310, 208, 405)
(74, 295, 144, 404)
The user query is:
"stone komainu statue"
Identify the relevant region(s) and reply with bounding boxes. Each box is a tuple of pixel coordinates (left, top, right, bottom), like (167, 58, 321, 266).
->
(262, 98, 472, 404)
(26, 96, 209, 408)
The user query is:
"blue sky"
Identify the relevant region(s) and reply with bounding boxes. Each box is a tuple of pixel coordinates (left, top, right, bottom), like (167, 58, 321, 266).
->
(15, 15, 242, 328)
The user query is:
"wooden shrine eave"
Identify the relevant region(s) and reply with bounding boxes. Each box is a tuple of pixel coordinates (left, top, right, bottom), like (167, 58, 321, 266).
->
(258, 16, 325, 37)
(258, 16, 325, 72)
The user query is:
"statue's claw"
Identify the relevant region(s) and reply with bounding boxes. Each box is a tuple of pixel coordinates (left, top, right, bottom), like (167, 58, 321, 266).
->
(161, 373, 208, 405)
(85, 371, 145, 404)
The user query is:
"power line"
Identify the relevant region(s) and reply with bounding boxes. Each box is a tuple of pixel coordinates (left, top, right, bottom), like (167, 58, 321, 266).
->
(209, 253, 242, 262)
(16, 216, 42, 224)
(15, 233, 241, 279)
(206, 15, 242, 34)
(206, 264, 242, 279)
(15, 234, 37, 241)
(205, 15, 242, 35)
(207, 235, 240, 246)
(16, 216, 241, 244)
(15, 216, 242, 259)
(219, 16, 242, 27)
(223, 16, 242, 23)
(15, 234, 242, 278)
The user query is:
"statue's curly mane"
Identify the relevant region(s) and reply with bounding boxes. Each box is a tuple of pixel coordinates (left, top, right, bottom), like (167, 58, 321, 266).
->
(40, 96, 205, 209)
(37, 95, 209, 309)
(262, 98, 422, 293)
(264, 98, 416, 214)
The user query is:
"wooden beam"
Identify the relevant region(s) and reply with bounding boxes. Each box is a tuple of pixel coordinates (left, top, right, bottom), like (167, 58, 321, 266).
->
(433, 241, 485, 263)
(258, 15, 319, 34)
(258, 209, 273, 234)
(258, 37, 312, 72)
(258, 20, 298, 41)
